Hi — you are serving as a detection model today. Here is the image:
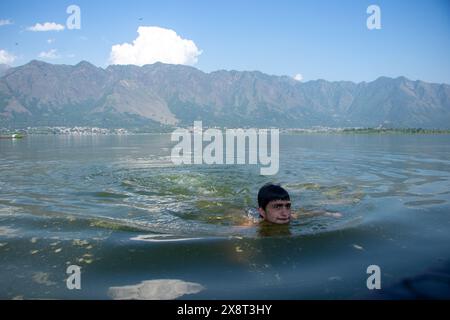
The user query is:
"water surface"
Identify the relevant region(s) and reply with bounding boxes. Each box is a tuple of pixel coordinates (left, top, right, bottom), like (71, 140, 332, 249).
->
(1, 134, 449, 299)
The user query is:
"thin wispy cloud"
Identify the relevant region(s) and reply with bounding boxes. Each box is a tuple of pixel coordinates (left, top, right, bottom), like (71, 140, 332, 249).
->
(28, 22, 65, 32)
(0, 19, 13, 26)
(38, 49, 60, 59)
(0, 49, 16, 64)
(109, 26, 202, 66)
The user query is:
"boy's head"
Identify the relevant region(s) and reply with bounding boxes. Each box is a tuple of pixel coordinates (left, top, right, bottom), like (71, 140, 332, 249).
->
(257, 183, 292, 224)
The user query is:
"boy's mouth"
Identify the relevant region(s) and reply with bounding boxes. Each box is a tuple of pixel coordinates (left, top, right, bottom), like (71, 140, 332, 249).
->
(276, 217, 290, 224)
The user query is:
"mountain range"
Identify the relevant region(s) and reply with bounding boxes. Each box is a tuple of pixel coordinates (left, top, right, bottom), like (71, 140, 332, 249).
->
(1, 60, 449, 129)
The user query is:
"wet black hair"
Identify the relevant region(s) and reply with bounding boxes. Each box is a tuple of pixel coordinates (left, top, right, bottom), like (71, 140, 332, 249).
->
(257, 183, 290, 210)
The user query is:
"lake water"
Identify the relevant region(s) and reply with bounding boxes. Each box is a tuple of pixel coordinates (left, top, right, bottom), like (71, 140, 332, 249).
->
(1, 134, 450, 299)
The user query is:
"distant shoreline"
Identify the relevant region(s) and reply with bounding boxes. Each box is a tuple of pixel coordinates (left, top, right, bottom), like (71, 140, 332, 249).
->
(283, 127, 450, 134)
(1, 126, 450, 136)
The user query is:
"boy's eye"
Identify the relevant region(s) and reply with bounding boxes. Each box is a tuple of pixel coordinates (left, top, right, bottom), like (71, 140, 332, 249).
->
(273, 203, 291, 209)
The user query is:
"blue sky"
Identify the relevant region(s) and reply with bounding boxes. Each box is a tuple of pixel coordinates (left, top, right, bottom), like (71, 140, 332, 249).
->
(0, 0, 449, 83)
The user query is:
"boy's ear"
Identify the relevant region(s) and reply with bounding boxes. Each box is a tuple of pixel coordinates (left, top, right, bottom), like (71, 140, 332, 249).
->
(258, 207, 266, 219)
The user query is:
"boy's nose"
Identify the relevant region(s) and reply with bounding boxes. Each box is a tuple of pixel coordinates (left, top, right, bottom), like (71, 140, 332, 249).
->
(280, 208, 290, 216)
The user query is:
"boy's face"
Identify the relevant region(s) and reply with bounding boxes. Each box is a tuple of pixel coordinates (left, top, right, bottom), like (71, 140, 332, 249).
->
(259, 200, 292, 224)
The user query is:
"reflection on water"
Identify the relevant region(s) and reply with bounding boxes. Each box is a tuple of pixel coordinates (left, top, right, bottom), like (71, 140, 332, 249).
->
(131, 234, 204, 242)
(0, 134, 450, 299)
(108, 279, 204, 300)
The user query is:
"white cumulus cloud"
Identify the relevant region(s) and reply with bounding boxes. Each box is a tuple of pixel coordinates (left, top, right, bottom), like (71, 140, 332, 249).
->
(293, 73, 303, 81)
(0, 49, 16, 64)
(38, 49, 60, 59)
(28, 22, 65, 32)
(109, 26, 202, 66)
(0, 19, 13, 26)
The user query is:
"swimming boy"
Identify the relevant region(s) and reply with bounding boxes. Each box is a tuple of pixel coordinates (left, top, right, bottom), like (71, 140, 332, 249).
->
(257, 183, 292, 224)
(256, 183, 343, 226)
